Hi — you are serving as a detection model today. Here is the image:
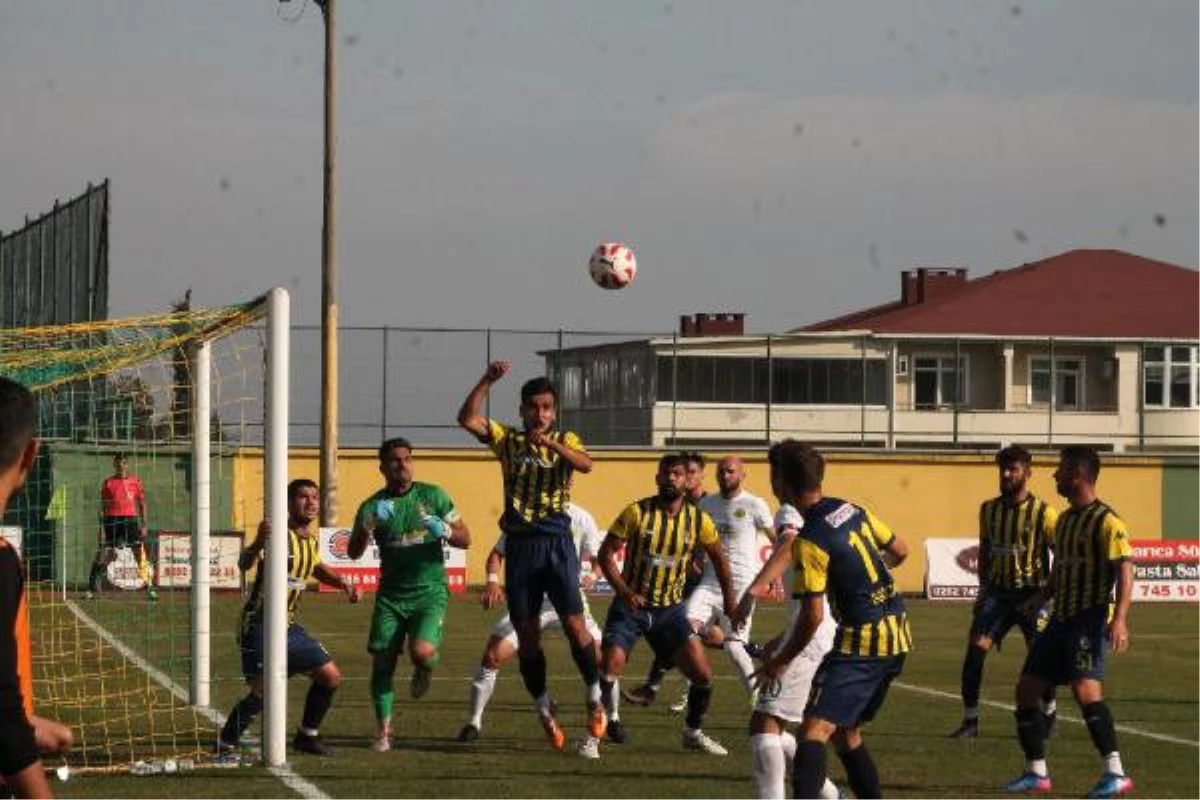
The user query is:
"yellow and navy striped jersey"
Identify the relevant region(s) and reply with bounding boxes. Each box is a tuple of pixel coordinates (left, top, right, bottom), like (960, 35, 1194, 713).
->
(791, 497, 912, 658)
(1050, 500, 1132, 619)
(238, 526, 322, 638)
(608, 496, 719, 608)
(979, 495, 1058, 591)
(487, 419, 584, 532)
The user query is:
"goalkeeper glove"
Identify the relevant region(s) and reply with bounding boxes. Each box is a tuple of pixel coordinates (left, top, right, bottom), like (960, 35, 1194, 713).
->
(422, 513, 449, 540)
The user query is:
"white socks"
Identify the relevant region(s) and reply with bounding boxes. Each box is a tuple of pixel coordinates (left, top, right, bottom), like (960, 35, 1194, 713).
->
(467, 665, 497, 728)
(751, 732, 837, 800)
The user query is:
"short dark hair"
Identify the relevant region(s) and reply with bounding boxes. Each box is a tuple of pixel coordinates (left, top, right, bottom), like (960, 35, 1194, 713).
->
(288, 478, 319, 503)
(1060, 445, 1100, 483)
(0, 377, 35, 472)
(678, 450, 705, 469)
(378, 436, 414, 461)
(768, 439, 824, 493)
(996, 445, 1032, 468)
(520, 376, 558, 406)
(658, 452, 687, 473)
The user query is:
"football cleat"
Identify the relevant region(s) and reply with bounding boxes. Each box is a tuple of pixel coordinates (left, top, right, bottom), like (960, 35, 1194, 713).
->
(577, 736, 600, 759)
(1003, 772, 1052, 794)
(949, 718, 979, 738)
(606, 718, 628, 745)
(540, 712, 566, 751)
(1085, 772, 1133, 799)
(587, 702, 607, 739)
(620, 684, 658, 707)
(292, 732, 332, 756)
(455, 724, 480, 743)
(682, 729, 728, 755)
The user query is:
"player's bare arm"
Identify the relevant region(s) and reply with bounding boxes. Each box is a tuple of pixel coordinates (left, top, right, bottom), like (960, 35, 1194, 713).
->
(456, 360, 510, 441)
(480, 547, 505, 609)
(238, 519, 270, 572)
(732, 529, 796, 627)
(313, 563, 361, 604)
(528, 430, 593, 473)
(445, 518, 471, 549)
(1108, 558, 1134, 654)
(599, 534, 643, 610)
(881, 533, 909, 569)
(753, 594, 823, 692)
(347, 517, 373, 561)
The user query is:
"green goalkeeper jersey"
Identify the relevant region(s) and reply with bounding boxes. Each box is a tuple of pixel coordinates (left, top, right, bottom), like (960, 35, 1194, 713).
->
(355, 482, 460, 596)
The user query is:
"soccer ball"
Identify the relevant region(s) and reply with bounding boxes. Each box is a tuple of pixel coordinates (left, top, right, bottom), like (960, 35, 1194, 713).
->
(588, 242, 637, 290)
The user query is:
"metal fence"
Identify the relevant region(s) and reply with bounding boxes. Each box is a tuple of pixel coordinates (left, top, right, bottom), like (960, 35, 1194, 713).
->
(273, 325, 1196, 453)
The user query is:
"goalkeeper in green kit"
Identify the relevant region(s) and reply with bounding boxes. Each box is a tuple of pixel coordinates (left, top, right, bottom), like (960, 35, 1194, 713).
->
(349, 437, 472, 752)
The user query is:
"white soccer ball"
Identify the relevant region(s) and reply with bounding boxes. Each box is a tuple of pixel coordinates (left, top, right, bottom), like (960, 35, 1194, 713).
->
(588, 242, 637, 290)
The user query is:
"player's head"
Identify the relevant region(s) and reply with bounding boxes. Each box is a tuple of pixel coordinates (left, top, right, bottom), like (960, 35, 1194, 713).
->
(767, 439, 824, 507)
(519, 377, 558, 434)
(715, 455, 745, 498)
(1055, 445, 1100, 501)
(678, 450, 706, 500)
(113, 452, 129, 476)
(656, 452, 688, 502)
(287, 478, 320, 526)
(0, 377, 39, 511)
(378, 436, 415, 491)
(995, 445, 1032, 499)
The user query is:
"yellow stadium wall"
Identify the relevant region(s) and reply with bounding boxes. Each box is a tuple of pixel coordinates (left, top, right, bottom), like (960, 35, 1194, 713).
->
(232, 448, 1166, 594)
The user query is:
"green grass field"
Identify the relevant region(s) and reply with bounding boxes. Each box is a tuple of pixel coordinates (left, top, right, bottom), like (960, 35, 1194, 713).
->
(48, 593, 1199, 799)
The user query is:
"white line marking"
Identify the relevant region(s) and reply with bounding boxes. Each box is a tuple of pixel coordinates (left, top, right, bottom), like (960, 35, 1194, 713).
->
(893, 680, 1199, 748)
(65, 600, 330, 799)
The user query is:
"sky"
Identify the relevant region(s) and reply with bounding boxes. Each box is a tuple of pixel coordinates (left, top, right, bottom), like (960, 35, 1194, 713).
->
(1, 0, 1197, 335)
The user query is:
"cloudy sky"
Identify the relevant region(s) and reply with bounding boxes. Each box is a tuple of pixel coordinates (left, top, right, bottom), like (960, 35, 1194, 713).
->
(2, 0, 1196, 334)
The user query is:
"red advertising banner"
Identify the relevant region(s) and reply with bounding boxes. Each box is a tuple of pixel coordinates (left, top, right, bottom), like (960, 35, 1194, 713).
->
(1130, 540, 1199, 603)
(317, 527, 467, 595)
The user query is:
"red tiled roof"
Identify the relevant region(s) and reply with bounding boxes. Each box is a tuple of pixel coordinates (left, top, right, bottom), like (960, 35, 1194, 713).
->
(799, 250, 1199, 338)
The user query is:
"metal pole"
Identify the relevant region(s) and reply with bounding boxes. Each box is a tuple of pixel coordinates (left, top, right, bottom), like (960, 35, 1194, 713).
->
(380, 327, 389, 441)
(318, 0, 340, 525)
(765, 335, 773, 443)
(190, 341, 211, 708)
(264, 288, 290, 767)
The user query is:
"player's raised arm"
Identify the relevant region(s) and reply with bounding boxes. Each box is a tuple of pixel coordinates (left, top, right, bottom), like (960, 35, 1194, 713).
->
(457, 361, 510, 441)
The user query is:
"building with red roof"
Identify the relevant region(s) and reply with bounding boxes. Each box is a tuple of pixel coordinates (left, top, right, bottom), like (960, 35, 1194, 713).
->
(549, 250, 1198, 452)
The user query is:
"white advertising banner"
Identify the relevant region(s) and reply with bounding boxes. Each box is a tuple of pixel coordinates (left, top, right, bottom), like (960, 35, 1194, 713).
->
(0, 526, 22, 557)
(318, 527, 467, 594)
(157, 531, 243, 589)
(925, 538, 980, 600)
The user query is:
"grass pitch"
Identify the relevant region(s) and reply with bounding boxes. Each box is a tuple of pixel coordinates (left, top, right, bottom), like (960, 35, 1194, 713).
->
(49, 593, 1198, 798)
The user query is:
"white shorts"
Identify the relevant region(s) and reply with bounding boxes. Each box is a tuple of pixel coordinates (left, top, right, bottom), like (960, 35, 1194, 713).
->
(754, 626, 835, 723)
(685, 581, 753, 641)
(491, 601, 602, 647)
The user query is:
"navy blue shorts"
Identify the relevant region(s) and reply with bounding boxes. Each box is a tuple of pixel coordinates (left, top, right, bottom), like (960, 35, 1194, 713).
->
(101, 516, 142, 548)
(238, 622, 331, 680)
(806, 652, 906, 728)
(972, 588, 1042, 647)
(1022, 606, 1109, 685)
(601, 599, 692, 662)
(503, 530, 584, 626)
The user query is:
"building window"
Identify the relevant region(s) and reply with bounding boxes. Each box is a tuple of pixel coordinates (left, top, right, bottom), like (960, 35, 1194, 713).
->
(656, 356, 886, 405)
(1029, 357, 1084, 409)
(912, 354, 967, 409)
(1144, 345, 1199, 409)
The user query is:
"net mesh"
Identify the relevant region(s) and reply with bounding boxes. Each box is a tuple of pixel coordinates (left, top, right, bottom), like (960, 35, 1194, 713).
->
(0, 296, 269, 773)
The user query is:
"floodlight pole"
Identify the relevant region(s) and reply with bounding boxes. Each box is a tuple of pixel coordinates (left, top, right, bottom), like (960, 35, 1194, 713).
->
(316, 0, 340, 525)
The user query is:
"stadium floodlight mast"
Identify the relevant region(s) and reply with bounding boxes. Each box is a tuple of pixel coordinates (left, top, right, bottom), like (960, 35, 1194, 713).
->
(280, 0, 340, 527)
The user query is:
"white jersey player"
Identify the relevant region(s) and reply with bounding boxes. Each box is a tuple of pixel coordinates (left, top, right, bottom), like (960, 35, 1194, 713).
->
(456, 503, 627, 747)
(734, 504, 838, 799)
(687, 455, 775, 694)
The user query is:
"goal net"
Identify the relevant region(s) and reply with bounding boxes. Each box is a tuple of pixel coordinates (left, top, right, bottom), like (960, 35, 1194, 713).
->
(0, 294, 274, 774)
